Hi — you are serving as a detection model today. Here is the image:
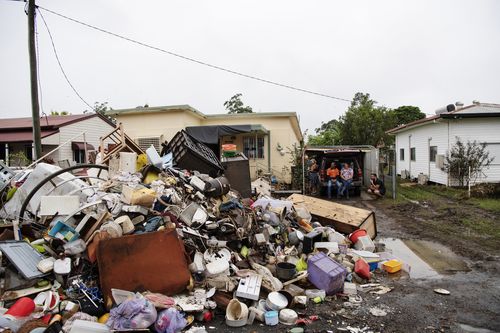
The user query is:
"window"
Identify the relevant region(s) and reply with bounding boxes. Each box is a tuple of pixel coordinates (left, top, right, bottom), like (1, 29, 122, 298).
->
(73, 149, 85, 163)
(399, 148, 405, 161)
(429, 146, 437, 162)
(410, 147, 416, 161)
(137, 137, 161, 152)
(243, 136, 265, 159)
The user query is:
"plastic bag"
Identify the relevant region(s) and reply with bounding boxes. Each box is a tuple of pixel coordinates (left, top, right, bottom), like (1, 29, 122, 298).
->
(155, 308, 187, 333)
(63, 239, 87, 255)
(295, 257, 308, 272)
(107, 297, 157, 330)
(62, 312, 97, 332)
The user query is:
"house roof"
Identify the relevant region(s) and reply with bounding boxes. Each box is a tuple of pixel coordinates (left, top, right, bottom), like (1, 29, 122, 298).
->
(105, 105, 206, 119)
(105, 104, 298, 119)
(0, 114, 96, 130)
(0, 130, 59, 143)
(106, 104, 303, 140)
(387, 103, 500, 134)
(0, 113, 114, 143)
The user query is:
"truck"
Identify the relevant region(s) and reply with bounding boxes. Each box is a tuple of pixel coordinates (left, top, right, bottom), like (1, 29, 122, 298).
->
(304, 145, 379, 196)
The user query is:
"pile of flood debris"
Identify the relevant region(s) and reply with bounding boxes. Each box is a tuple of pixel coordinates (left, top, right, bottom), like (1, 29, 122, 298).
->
(0, 131, 407, 333)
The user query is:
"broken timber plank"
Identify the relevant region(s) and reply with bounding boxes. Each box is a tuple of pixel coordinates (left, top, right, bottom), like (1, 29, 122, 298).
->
(287, 194, 377, 239)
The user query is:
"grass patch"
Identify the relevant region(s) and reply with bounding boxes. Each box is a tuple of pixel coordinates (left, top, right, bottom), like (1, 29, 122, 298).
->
(470, 198, 500, 213)
(461, 217, 500, 237)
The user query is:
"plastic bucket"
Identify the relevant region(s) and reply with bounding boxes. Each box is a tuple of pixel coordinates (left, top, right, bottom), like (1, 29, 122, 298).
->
(276, 262, 296, 280)
(349, 229, 367, 243)
(264, 311, 279, 326)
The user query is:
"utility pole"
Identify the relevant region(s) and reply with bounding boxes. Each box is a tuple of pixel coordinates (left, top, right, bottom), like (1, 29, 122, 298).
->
(28, 0, 42, 160)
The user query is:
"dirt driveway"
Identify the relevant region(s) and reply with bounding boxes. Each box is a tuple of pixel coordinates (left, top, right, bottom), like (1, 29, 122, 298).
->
(212, 187, 500, 333)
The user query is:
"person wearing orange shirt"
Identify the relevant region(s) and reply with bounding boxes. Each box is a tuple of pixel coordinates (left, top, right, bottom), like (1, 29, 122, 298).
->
(326, 162, 341, 199)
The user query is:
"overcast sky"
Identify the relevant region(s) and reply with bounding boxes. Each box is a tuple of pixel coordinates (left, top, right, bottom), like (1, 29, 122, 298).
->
(1, 0, 499, 133)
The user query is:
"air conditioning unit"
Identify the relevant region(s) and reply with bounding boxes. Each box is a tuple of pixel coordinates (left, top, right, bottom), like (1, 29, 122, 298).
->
(418, 173, 429, 185)
(435, 154, 445, 169)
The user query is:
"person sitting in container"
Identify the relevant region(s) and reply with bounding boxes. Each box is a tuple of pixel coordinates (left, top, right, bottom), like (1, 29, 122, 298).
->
(326, 162, 341, 199)
(308, 159, 319, 195)
(367, 173, 386, 197)
(338, 163, 353, 199)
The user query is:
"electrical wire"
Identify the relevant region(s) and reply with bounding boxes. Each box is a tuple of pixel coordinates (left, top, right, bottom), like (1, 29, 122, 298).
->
(37, 5, 352, 103)
(36, 7, 94, 110)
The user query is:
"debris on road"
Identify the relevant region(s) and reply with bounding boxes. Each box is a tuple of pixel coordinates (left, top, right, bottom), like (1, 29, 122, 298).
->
(0, 129, 406, 332)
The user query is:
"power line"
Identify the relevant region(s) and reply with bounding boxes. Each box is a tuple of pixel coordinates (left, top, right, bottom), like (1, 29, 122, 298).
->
(36, 8, 94, 110)
(37, 6, 352, 103)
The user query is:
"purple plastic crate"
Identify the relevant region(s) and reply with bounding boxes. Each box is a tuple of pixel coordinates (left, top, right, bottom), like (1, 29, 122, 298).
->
(307, 252, 347, 295)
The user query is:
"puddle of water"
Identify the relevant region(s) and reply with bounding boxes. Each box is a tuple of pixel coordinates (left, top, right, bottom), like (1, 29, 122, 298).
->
(458, 323, 496, 333)
(404, 239, 470, 274)
(379, 238, 469, 279)
(380, 238, 441, 279)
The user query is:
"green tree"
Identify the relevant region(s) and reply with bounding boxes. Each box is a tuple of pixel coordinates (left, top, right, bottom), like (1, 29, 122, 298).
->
(445, 138, 494, 187)
(91, 102, 116, 123)
(50, 111, 71, 116)
(224, 93, 253, 114)
(337, 92, 394, 147)
(9, 151, 30, 167)
(307, 119, 341, 146)
(390, 105, 425, 127)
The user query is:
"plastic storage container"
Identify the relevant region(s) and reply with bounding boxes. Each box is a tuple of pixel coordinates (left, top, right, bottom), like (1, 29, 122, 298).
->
(264, 311, 279, 326)
(166, 130, 223, 175)
(354, 235, 375, 252)
(307, 252, 347, 295)
(349, 229, 368, 243)
(383, 259, 402, 273)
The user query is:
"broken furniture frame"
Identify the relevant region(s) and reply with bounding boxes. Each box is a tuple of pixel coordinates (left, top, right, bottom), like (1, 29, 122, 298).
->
(99, 123, 144, 164)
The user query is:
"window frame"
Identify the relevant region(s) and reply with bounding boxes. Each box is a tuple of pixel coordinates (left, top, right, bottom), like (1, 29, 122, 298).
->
(399, 148, 405, 161)
(243, 136, 265, 159)
(410, 147, 416, 161)
(429, 146, 437, 162)
(73, 149, 85, 164)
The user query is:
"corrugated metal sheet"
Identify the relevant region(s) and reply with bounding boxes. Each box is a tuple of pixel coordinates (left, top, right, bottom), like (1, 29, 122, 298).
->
(0, 130, 58, 143)
(0, 114, 94, 130)
(97, 229, 190, 304)
(453, 104, 500, 115)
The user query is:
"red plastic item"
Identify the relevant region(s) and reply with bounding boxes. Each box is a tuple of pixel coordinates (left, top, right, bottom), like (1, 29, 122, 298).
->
(349, 229, 367, 243)
(5, 297, 35, 318)
(354, 259, 371, 280)
(222, 144, 237, 151)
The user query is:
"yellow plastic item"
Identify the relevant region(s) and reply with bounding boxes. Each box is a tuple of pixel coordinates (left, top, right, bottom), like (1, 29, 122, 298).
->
(295, 258, 308, 272)
(240, 245, 249, 258)
(383, 259, 402, 273)
(136, 154, 148, 171)
(143, 171, 160, 184)
(98, 313, 110, 323)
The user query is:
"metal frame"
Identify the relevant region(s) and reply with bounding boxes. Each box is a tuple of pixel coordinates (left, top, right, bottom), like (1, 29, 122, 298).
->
(18, 164, 108, 223)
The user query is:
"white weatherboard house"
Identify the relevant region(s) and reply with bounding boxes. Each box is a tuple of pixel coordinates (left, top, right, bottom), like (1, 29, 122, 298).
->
(387, 102, 500, 186)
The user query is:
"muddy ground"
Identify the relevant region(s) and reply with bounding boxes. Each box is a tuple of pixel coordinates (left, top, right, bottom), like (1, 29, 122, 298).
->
(210, 189, 500, 333)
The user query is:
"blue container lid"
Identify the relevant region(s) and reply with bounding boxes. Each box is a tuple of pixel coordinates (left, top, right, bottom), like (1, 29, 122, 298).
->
(265, 311, 278, 318)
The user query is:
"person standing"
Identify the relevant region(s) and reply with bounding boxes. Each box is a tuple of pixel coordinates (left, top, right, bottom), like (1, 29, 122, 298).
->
(326, 162, 340, 199)
(308, 159, 319, 195)
(339, 163, 353, 199)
